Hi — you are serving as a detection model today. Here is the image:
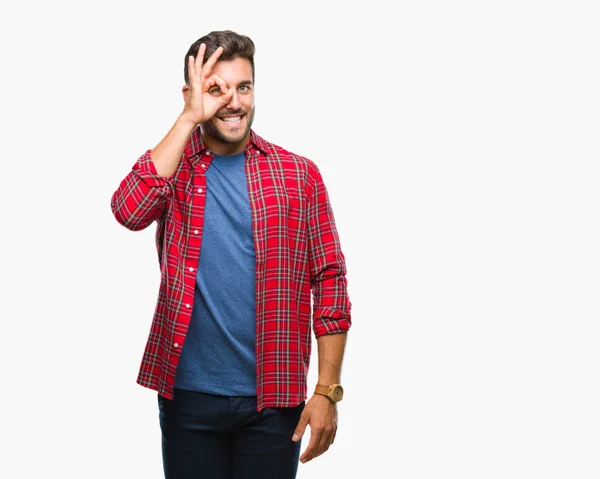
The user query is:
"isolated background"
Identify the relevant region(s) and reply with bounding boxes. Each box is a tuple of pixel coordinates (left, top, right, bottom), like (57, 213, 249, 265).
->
(2, 0, 599, 478)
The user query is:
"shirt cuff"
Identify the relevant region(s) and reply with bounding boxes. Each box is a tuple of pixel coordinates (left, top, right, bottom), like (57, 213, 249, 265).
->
(313, 307, 351, 337)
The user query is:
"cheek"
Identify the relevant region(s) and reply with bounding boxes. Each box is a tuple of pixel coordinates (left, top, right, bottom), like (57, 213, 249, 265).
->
(242, 96, 254, 111)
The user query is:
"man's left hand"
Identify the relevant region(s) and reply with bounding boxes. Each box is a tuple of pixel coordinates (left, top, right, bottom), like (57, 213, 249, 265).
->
(292, 394, 338, 463)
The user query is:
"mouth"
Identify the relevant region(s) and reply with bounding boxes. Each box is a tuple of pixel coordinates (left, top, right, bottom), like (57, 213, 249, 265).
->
(218, 114, 245, 128)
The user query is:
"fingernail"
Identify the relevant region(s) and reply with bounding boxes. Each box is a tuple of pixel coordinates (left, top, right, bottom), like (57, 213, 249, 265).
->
(292, 434, 299, 441)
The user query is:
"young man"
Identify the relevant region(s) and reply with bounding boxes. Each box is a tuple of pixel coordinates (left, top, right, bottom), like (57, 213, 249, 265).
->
(111, 30, 351, 479)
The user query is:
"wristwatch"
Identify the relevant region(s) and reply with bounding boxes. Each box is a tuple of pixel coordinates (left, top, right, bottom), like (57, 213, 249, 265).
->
(314, 383, 344, 403)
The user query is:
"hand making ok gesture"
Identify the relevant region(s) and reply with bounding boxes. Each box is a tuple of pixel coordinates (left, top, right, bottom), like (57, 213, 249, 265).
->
(182, 43, 234, 125)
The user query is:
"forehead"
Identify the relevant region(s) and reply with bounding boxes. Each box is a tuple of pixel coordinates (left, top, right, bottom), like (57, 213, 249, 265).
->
(210, 57, 253, 85)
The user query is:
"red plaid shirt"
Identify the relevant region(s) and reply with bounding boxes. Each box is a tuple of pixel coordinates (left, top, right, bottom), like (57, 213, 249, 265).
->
(111, 128, 351, 411)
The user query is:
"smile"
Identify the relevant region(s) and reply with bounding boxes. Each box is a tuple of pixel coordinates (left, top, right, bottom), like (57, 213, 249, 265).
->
(220, 115, 244, 126)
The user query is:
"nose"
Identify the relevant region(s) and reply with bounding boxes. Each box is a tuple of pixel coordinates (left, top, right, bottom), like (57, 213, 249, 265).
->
(226, 90, 241, 110)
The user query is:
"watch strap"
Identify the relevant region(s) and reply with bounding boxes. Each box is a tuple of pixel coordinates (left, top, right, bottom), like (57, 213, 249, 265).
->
(314, 384, 331, 396)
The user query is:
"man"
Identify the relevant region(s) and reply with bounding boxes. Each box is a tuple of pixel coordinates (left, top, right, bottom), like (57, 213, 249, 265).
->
(111, 30, 351, 479)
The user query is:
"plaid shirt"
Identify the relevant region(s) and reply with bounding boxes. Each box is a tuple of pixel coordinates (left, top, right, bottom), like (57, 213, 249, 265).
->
(111, 128, 351, 411)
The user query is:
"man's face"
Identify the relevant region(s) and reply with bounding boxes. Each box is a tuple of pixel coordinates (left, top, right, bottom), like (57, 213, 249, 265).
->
(200, 57, 255, 149)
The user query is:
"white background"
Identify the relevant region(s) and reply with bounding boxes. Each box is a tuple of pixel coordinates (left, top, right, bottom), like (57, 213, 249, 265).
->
(2, 0, 599, 478)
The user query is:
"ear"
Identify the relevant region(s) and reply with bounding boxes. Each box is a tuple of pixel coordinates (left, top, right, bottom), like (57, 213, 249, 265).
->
(182, 85, 189, 102)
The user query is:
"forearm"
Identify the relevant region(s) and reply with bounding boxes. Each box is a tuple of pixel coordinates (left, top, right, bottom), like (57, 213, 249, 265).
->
(151, 114, 198, 177)
(316, 332, 347, 385)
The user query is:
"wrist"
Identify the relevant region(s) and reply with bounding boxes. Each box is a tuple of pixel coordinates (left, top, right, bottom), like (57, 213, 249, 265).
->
(318, 378, 341, 385)
(177, 112, 199, 130)
(314, 383, 344, 403)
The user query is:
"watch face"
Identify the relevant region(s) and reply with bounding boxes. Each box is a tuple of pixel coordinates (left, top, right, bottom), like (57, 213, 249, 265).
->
(332, 385, 344, 401)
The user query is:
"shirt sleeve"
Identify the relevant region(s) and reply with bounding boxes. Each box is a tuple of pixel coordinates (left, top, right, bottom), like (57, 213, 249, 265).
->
(110, 149, 173, 231)
(306, 164, 352, 337)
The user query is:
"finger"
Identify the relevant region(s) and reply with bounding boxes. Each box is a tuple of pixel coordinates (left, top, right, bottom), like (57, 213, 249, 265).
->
(312, 422, 337, 462)
(201, 45, 224, 78)
(313, 428, 334, 459)
(300, 428, 323, 463)
(188, 54, 197, 85)
(217, 87, 234, 107)
(189, 44, 206, 87)
(292, 411, 310, 442)
(194, 43, 206, 74)
(205, 74, 228, 94)
(204, 76, 218, 90)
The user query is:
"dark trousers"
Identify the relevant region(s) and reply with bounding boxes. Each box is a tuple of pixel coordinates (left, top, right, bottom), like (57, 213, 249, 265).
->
(158, 388, 305, 479)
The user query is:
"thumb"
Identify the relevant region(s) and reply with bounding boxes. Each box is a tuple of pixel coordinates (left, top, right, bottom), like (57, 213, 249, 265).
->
(292, 411, 310, 442)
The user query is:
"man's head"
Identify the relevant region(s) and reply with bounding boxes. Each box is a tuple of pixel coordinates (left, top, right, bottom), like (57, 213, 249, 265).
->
(183, 30, 256, 154)
(184, 30, 255, 86)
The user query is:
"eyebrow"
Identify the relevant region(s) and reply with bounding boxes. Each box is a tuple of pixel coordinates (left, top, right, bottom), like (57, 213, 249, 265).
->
(236, 80, 253, 87)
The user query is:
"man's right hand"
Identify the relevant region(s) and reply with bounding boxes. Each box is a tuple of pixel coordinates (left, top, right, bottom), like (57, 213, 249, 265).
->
(182, 43, 234, 125)
(149, 43, 234, 177)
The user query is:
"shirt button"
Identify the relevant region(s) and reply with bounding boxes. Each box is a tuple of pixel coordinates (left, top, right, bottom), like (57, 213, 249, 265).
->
(194, 229, 199, 235)
(201, 164, 206, 169)
(197, 188, 203, 193)
(185, 303, 191, 308)
(173, 342, 179, 348)
(189, 267, 194, 272)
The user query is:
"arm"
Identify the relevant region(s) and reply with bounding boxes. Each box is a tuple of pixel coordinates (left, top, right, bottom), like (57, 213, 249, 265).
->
(151, 115, 199, 177)
(307, 165, 352, 336)
(292, 165, 351, 463)
(292, 331, 347, 463)
(316, 331, 347, 386)
(111, 44, 234, 230)
(110, 114, 199, 231)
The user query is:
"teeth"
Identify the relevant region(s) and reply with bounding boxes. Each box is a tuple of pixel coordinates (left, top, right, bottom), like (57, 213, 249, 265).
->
(222, 116, 242, 123)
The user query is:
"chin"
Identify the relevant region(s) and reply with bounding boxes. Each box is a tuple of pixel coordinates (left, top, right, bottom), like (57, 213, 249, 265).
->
(213, 122, 251, 144)
(219, 130, 247, 144)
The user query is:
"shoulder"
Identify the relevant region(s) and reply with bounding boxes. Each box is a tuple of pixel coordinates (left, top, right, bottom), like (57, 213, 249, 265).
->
(256, 133, 322, 181)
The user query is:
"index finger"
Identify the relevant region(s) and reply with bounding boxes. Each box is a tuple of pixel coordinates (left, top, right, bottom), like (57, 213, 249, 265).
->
(200, 45, 224, 77)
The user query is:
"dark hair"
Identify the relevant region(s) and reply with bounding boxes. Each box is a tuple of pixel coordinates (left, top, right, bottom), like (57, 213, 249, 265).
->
(184, 30, 255, 85)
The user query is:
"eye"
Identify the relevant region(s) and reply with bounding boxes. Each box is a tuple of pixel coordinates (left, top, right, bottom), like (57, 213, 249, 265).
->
(210, 87, 222, 95)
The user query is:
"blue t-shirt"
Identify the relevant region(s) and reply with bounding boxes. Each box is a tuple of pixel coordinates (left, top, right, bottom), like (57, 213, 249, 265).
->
(174, 152, 257, 396)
